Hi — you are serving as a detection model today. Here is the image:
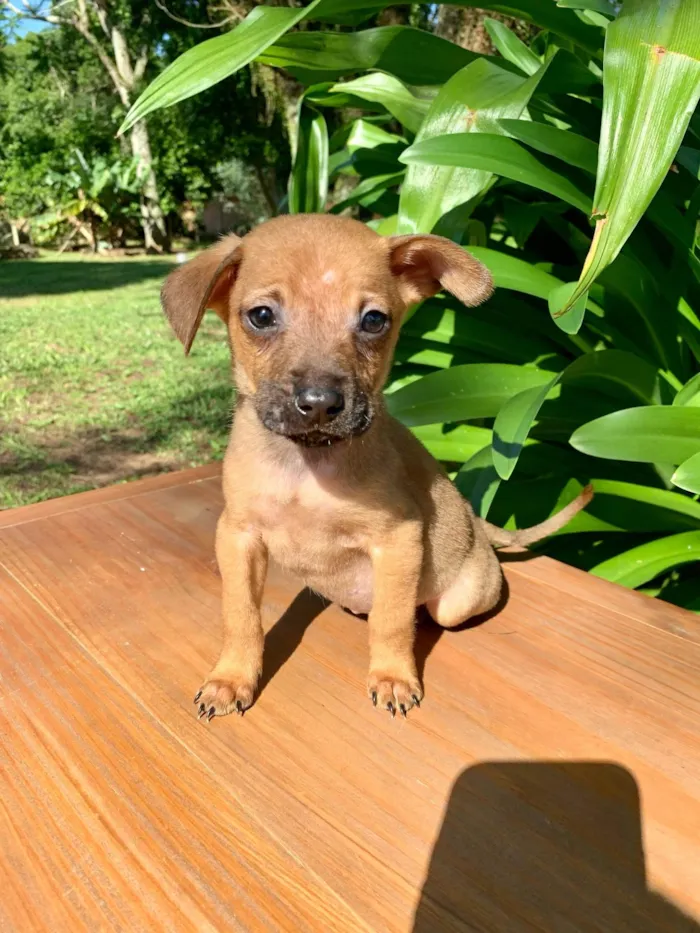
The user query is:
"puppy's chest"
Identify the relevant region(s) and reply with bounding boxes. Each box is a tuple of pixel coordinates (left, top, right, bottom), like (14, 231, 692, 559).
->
(248, 471, 366, 560)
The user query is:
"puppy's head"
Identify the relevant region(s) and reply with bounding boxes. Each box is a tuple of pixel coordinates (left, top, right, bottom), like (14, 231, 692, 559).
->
(161, 214, 492, 447)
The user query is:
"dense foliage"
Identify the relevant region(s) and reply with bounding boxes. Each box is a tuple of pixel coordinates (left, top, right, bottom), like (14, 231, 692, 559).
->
(123, 0, 700, 612)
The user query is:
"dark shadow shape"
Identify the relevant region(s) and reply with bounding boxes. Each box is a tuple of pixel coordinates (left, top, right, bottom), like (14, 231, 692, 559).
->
(414, 606, 444, 684)
(413, 761, 699, 932)
(258, 587, 328, 694)
(0, 259, 174, 298)
(497, 548, 540, 564)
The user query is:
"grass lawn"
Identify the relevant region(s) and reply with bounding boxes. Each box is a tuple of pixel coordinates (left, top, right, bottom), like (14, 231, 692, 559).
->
(0, 252, 233, 508)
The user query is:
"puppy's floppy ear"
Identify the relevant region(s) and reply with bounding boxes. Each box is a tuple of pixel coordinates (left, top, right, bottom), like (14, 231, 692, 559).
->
(388, 234, 493, 308)
(161, 234, 242, 353)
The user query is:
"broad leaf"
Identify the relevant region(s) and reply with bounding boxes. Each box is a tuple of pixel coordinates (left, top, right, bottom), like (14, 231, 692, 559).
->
(491, 348, 662, 480)
(119, 3, 318, 133)
(328, 74, 434, 133)
(674, 372, 700, 407)
(468, 246, 602, 347)
(498, 119, 598, 173)
(401, 133, 591, 213)
(261, 27, 479, 86)
(454, 445, 501, 517)
(396, 57, 551, 236)
(557, 0, 618, 14)
(570, 406, 700, 464)
(411, 423, 492, 463)
(314, 0, 602, 53)
(591, 531, 700, 588)
(386, 363, 552, 427)
(483, 18, 541, 75)
(553, 0, 700, 317)
(671, 452, 700, 495)
(288, 104, 329, 214)
(492, 376, 559, 479)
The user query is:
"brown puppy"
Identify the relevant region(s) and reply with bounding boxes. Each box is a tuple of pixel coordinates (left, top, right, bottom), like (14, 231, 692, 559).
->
(162, 214, 591, 719)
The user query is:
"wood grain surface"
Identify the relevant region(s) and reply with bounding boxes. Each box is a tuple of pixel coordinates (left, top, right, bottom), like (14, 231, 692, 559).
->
(1, 466, 699, 932)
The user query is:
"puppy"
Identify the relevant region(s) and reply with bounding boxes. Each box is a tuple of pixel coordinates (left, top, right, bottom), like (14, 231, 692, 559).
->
(162, 214, 591, 719)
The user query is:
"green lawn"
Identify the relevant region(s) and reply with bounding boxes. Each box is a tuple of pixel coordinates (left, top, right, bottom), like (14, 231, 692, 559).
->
(0, 252, 233, 508)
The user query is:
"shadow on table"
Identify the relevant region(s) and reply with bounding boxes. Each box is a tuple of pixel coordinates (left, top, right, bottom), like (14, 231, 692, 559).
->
(413, 761, 697, 933)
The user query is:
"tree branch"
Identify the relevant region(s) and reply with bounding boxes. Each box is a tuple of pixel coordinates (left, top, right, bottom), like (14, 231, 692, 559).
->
(153, 0, 236, 29)
(90, 0, 112, 40)
(133, 44, 148, 83)
(1, 0, 66, 25)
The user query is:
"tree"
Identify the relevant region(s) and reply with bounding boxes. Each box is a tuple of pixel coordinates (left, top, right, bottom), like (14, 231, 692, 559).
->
(2, 0, 171, 249)
(0, 23, 289, 245)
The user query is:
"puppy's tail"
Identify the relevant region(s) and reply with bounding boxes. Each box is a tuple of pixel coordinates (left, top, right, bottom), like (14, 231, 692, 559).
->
(480, 485, 593, 548)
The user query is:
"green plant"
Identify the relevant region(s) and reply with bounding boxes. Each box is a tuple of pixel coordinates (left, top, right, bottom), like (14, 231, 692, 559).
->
(121, 0, 700, 612)
(35, 148, 147, 250)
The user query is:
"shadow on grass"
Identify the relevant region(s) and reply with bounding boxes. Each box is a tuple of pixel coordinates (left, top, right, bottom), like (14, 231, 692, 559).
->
(0, 259, 176, 298)
(1, 383, 234, 505)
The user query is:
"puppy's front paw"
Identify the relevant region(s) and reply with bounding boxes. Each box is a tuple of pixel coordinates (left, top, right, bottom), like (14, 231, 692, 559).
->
(193, 676, 256, 721)
(368, 669, 423, 718)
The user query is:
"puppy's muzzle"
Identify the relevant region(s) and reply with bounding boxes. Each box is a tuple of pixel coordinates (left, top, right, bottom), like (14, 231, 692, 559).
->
(294, 386, 345, 426)
(254, 377, 372, 446)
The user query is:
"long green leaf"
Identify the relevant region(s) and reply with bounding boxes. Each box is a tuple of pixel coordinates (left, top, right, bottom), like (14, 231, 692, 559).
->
(671, 452, 700, 495)
(386, 364, 552, 427)
(329, 172, 403, 213)
(454, 445, 501, 517)
(570, 406, 700, 464)
(261, 26, 479, 86)
(119, 3, 317, 133)
(314, 0, 602, 52)
(553, 0, 700, 318)
(411, 423, 492, 463)
(401, 133, 592, 213)
(491, 348, 662, 481)
(498, 119, 598, 173)
(328, 74, 433, 133)
(397, 57, 551, 236)
(468, 247, 602, 341)
(557, 0, 618, 15)
(288, 104, 329, 214)
(483, 18, 541, 75)
(492, 376, 559, 479)
(674, 372, 700, 407)
(591, 531, 700, 588)
(584, 479, 700, 530)
(562, 349, 662, 404)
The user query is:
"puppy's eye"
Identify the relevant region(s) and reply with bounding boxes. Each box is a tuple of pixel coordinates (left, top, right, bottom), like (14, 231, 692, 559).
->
(246, 306, 277, 330)
(360, 309, 389, 335)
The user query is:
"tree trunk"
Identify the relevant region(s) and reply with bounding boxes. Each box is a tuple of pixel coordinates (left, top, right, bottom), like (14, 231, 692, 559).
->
(129, 119, 169, 253)
(434, 7, 536, 54)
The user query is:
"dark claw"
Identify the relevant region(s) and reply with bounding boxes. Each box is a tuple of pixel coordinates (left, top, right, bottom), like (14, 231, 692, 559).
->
(207, 707, 216, 721)
(412, 694, 421, 708)
(371, 691, 378, 707)
(399, 704, 407, 718)
(387, 702, 396, 718)
(236, 700, 244, 715)
(197, 703, 207, 719)
(193, 691, 202, 704)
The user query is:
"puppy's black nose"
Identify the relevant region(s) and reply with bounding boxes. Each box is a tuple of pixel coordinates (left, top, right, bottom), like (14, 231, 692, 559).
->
(294, 386, 345, 425)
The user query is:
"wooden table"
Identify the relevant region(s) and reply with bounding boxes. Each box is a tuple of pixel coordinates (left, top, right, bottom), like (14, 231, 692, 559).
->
(1, 465, 699, 932)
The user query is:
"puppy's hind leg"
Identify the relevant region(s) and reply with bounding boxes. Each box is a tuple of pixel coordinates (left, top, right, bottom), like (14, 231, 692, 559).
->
(426, 541, 503, 629)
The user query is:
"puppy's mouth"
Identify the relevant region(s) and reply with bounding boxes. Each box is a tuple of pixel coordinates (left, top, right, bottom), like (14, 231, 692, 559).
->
(284, 416, 373, 448)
